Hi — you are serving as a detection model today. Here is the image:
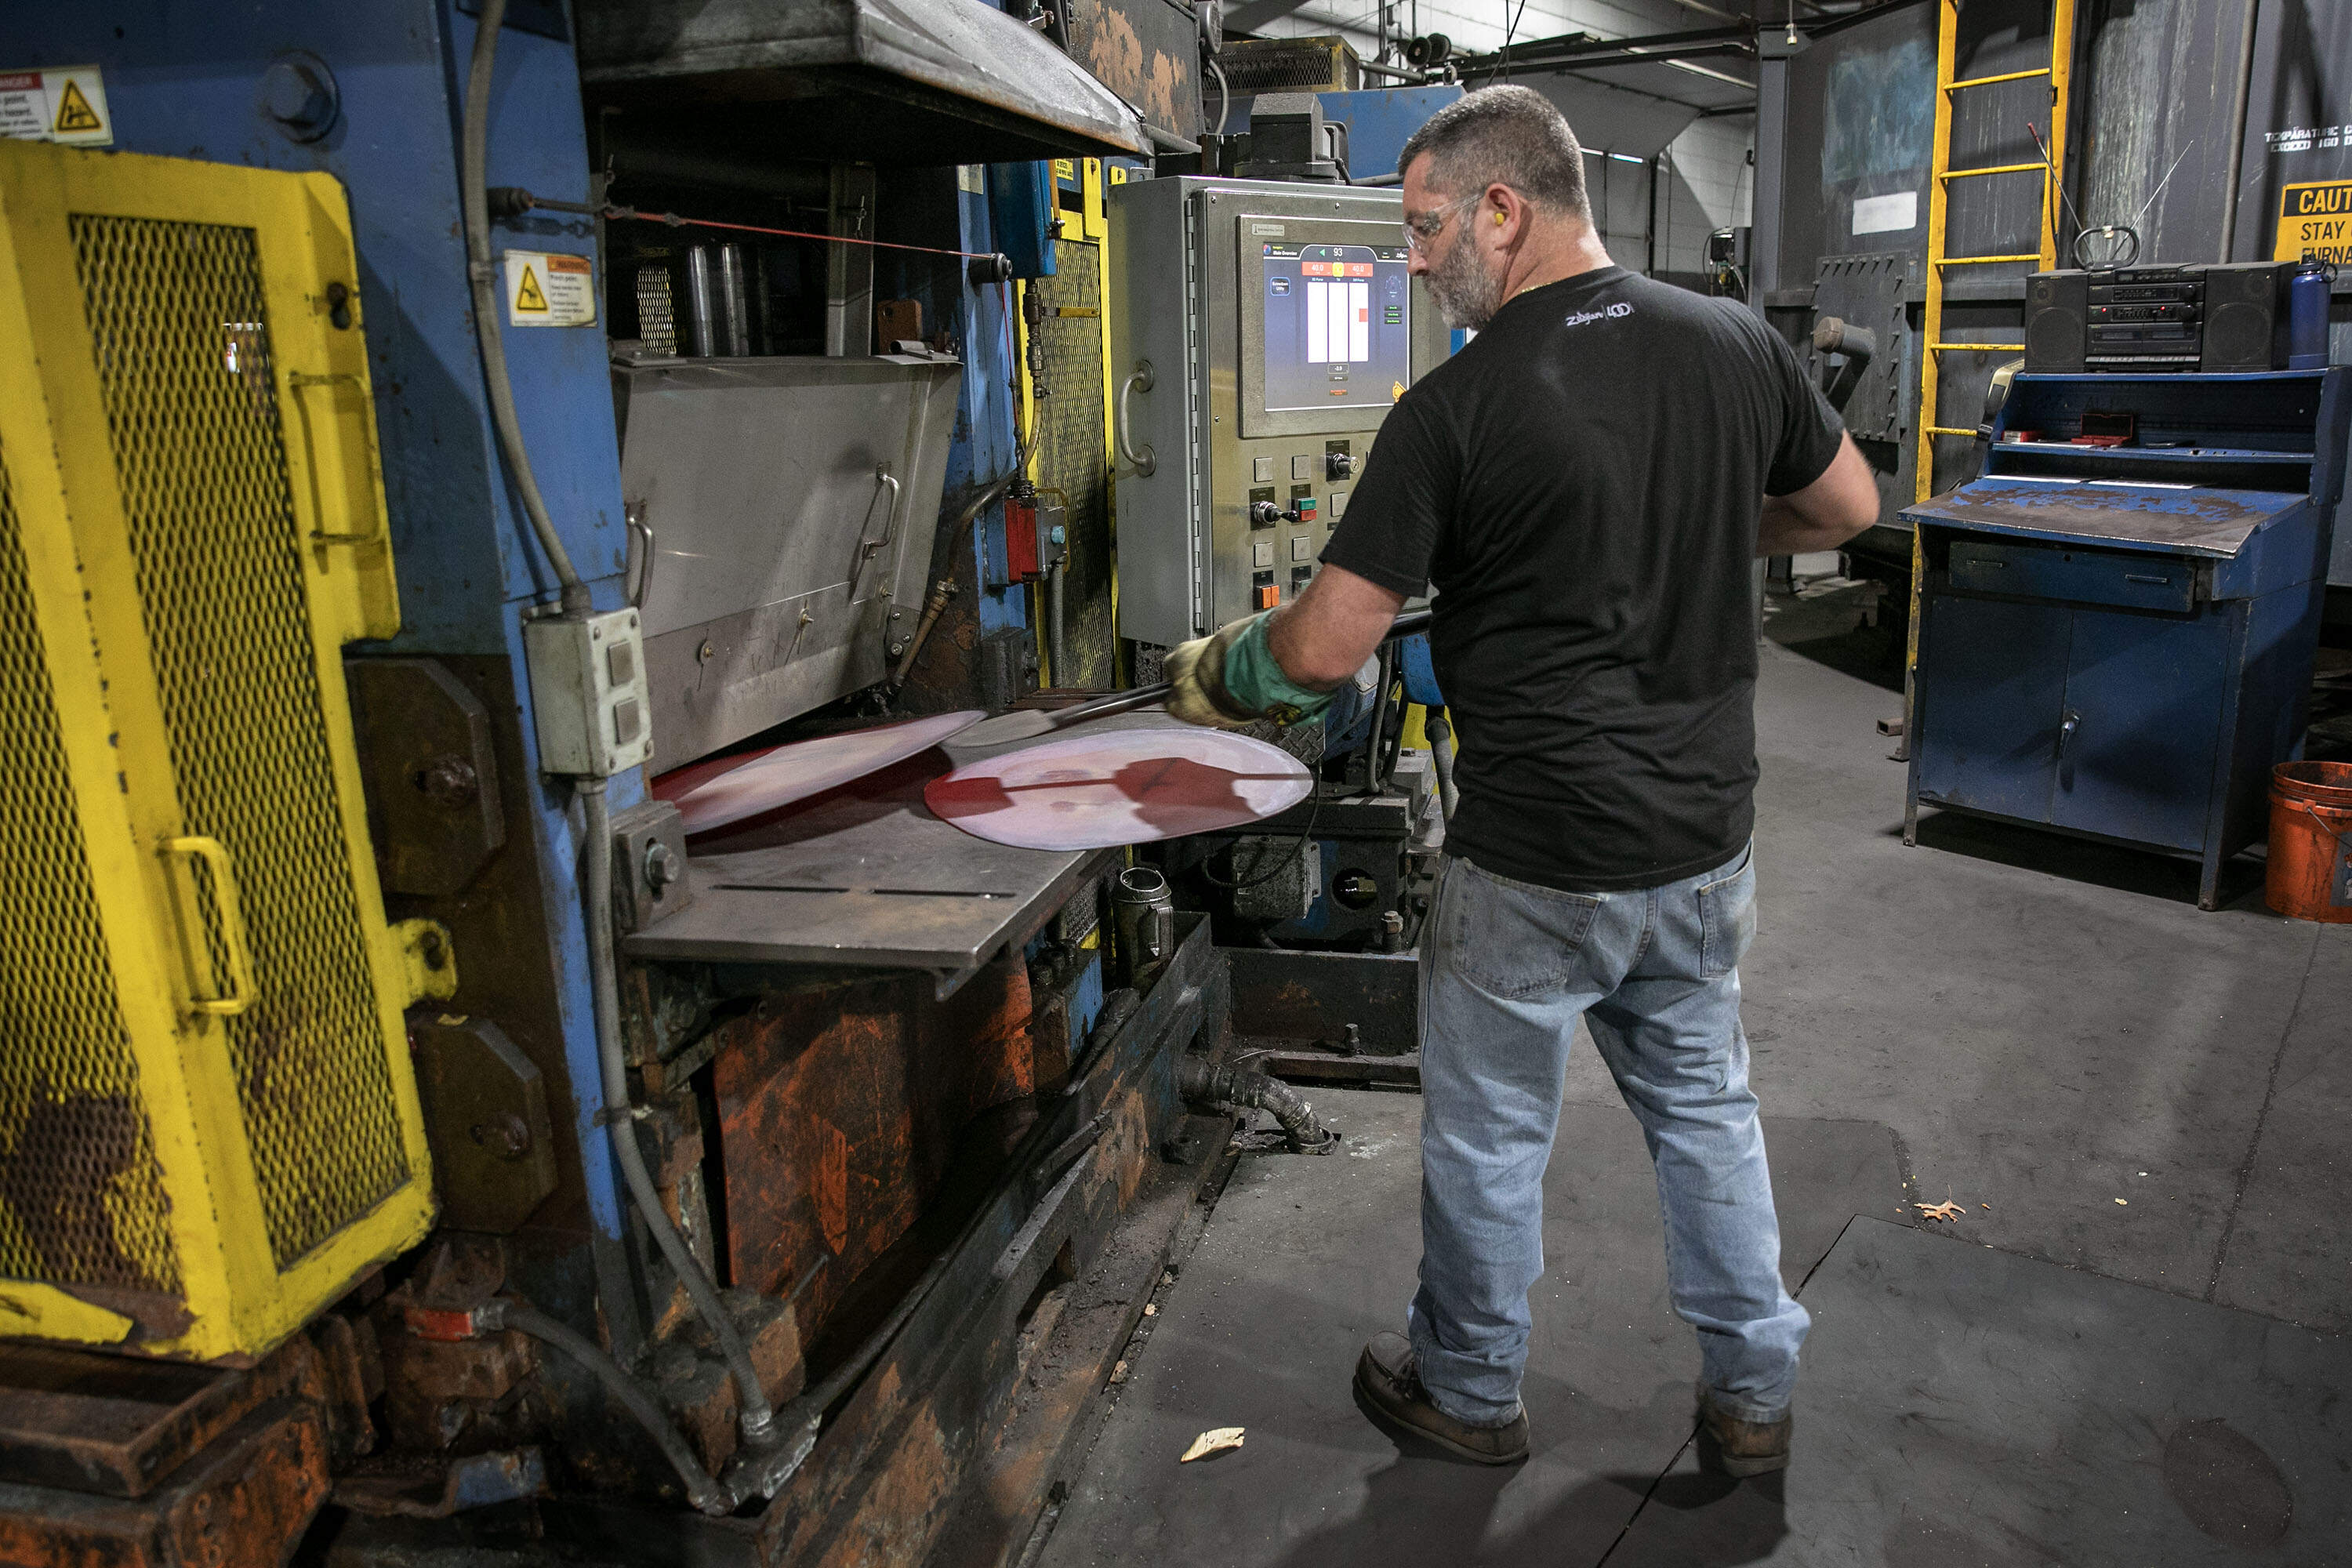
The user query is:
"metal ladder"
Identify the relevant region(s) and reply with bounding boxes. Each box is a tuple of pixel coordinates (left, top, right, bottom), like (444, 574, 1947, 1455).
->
(1899, 0, 2078, 764)
(1912, 0, 2080, 503)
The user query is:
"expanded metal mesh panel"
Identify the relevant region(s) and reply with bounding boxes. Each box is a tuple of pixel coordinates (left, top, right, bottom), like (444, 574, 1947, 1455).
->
(70, 215, 408, 1269)
(1032, 240, 1112, 687)
(0, 445, 182, 1295)
(1214, 38, 1357, 95)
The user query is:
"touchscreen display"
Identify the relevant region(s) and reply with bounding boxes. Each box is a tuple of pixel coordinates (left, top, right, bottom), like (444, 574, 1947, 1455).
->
(1259, 241, 1413, 413)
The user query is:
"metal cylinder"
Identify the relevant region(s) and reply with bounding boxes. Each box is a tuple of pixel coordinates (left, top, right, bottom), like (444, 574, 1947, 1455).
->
(715, 242, 751, 357)
(1111, 865, 1177, 991)
(682, 246, 719, 358)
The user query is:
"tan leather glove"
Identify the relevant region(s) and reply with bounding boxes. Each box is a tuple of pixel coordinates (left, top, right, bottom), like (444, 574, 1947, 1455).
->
(1164, 618, 1266, 729)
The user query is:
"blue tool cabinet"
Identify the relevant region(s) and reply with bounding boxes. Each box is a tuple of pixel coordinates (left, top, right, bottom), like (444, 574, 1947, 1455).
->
(1902, 369, 2351, 908)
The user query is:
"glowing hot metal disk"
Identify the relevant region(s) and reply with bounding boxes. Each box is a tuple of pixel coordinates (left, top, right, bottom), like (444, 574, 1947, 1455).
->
(655, 710, 983, 835)
(924, 729, 1311, 850)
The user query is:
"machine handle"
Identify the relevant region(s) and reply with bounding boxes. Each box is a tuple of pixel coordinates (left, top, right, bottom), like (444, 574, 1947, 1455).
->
(626, 503, 656, 610)
(161, 836, 259, 1018)
(1116, 361, 1156, 477)
(856, 464, 902, 566)
(2058, 710, 2081, 789)
(287, 372, 387, 546)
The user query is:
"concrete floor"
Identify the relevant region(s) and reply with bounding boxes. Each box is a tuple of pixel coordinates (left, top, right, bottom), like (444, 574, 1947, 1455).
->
(1040, 601, 2351, 1564)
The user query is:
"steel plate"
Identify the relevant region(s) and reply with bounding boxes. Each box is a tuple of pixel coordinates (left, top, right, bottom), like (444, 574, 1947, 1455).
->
(654, 710, 982, 834)
(925, 729, 1312, 850)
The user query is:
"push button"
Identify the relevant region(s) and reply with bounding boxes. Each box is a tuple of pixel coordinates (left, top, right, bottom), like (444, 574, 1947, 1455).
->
(1257, 583, 1282, 610)
(1252, 456, 1275, 484)
(612, 696, 643, 744)
(1290, 535, 1312, 562)
(1251, 539, 1275, 568)
(1290, 454, 1314, 481)
(607, 641, 637, 688)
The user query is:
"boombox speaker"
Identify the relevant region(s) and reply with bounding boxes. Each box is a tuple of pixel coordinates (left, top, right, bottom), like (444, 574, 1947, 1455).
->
(2200, 262, 2290, 372)
(2024, 270, 2088, 372)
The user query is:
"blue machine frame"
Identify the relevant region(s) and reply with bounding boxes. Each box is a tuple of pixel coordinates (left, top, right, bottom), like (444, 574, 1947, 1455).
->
(3, 0, 1037, 1348)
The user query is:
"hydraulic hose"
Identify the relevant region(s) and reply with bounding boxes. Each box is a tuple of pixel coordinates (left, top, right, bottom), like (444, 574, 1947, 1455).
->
(579, 781, 779, 1448)
(485, 1299, 728, 1517)
(462, 0, 589, 615)
(1178, 1058, 1339, 1154)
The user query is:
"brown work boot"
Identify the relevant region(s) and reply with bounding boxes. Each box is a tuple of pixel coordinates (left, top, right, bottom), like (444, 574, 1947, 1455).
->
(1353, 1332, 1529, 1465)
(1695, 1385, 1792, 1477)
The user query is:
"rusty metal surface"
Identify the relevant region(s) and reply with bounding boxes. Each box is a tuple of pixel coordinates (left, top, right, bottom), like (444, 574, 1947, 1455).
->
(710, 955, 1036, 1339)
(0, 1397, 328, 1568)
(0, 1338, 318, 1501)
(1225, 947, 1421, 1054)
(1904, 480, 2302, 556)
(1064, 0, 1202, 144)
(517, 918, 1222, 1568)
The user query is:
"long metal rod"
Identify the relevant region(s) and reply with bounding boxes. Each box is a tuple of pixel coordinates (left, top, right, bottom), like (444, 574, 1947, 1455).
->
(2219, 0, 2261, 260)
(1041, 608, 1436, 734)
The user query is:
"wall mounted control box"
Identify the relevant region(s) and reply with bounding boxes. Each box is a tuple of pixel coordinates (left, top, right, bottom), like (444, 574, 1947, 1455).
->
(524, 608, 655, 777)
(1107, 176, 1450, 645)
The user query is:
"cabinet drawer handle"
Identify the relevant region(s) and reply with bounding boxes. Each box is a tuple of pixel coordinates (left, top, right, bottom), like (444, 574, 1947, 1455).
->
(2123, 573, 2170, 586)
(161, 836, 259, 1017)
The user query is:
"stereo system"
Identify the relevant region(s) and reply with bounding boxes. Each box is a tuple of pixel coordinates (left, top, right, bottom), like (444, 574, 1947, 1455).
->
(2024, 262, 2293, 374)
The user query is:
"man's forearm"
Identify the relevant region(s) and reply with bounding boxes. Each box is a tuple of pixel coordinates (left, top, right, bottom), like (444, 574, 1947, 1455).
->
(1757, 496, 1866, 556)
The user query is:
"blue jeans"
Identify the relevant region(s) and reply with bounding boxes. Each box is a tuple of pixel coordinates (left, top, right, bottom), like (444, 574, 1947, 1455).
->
(1407, 846, 1809, 1427)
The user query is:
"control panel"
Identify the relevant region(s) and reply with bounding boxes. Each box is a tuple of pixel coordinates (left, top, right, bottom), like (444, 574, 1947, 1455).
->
(1107, 177, 1448, 645)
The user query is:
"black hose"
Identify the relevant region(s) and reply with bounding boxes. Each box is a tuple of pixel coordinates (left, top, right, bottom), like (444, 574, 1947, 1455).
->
(1178, 1058, 1340, 1154)
(485, 1300, 729, 1516)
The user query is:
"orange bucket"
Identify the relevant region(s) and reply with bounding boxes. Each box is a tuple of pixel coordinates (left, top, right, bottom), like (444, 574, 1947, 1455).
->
(2267, 760, 2352, 923)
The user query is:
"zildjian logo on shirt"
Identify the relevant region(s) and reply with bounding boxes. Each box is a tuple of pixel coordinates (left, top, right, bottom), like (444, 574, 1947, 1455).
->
(1564, 303, 1635, 328)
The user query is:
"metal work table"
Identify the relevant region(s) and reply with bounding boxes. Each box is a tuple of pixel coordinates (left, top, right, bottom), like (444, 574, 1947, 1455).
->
(1902, 369, 2351, 909)
(623, 755, 1112, 994)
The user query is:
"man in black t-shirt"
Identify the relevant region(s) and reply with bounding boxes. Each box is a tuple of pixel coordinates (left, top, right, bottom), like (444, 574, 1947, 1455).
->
(1167, 85, 1879, 1472)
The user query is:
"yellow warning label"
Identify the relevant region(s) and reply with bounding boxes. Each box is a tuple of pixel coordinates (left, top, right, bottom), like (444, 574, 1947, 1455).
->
(1053, 158, 1077, 181)
(50, 78, 98, 133)
(503, 249, 595, 328)
(2276, 180, 2352, 265)
(0, 65, 111, 147)
(1392, 379, 1406, 401)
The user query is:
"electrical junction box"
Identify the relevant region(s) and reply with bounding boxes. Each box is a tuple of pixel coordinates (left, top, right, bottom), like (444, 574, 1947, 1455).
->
(1107, 176, 1450, 644)
(524, 608, 655, 777)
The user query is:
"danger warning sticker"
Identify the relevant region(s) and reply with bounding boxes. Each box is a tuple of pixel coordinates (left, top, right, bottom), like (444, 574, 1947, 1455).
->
(2276, 180, 2352, 265)
(504, 249, 595, 328)
(0, 65, 113, 147)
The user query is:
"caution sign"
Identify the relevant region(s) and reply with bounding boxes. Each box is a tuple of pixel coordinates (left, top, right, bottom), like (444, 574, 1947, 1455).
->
(503, 249, 595, 328)
(2276, 180, 2352, 264)
(0, 66, 112, 147)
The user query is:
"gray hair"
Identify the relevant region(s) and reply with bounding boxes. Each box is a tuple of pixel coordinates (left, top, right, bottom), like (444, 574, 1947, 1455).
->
(1396, 85, 1592, 223)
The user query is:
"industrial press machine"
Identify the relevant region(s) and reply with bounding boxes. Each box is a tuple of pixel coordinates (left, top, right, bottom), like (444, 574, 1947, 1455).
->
(0, 2, 1300, 1564)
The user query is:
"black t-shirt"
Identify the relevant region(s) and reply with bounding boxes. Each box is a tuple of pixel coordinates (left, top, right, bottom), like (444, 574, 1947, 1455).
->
(1322, 267, 1846, 892)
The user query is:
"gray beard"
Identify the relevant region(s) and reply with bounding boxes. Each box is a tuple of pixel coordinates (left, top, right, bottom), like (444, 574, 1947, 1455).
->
(1425, 223, 1503, 331)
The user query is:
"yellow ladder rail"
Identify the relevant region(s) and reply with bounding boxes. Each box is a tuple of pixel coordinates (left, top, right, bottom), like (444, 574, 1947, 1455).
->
(1915, 0, 2077, 507)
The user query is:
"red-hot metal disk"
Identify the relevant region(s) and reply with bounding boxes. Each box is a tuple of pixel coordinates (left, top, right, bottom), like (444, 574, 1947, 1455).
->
(924, 728, 1312, 850)
(654, 710, 984, 835)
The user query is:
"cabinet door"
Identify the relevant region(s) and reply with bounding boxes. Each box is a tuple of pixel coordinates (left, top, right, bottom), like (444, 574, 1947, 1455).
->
(2050, 609, 2227, 851)
(1917, 593, 2072, 823)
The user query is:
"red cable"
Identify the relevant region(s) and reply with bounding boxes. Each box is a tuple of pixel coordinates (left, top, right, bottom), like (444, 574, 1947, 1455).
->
(603, 204, 1004, 263)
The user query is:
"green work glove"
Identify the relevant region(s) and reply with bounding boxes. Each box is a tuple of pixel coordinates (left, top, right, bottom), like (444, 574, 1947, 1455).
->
(1165, 611, 1334, 729)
